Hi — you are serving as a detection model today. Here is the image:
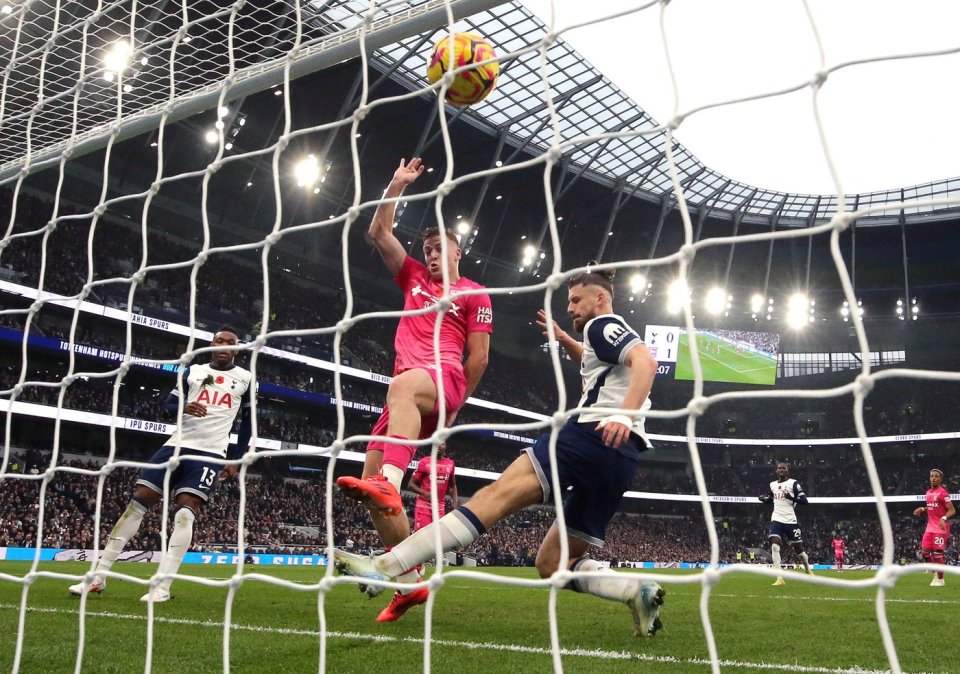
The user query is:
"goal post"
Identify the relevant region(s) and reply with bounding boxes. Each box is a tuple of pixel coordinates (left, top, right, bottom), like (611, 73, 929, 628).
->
(0, 0, 511, 183)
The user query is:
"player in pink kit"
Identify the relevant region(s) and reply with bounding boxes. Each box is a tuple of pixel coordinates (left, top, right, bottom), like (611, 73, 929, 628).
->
(831, 536, 846, 571)
(409, 444, 459, 532)
(337, 157, 492, 621)
(912, 468, 955, 587)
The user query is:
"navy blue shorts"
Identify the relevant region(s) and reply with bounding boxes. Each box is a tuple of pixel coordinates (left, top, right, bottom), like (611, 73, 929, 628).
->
(136, 446, 222, 502)
(523, 422, 642, 547)
(769, 521, 803, 544)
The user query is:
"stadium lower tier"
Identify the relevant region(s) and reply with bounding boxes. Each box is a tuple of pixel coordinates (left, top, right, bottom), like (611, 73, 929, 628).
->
(0, 456, 948, 567)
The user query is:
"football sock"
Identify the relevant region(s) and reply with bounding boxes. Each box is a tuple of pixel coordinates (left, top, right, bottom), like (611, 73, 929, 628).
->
(381, 463, 405, 491)
(380, 507, 485, 578)
(931, 551, 945, 580)
(94, 500, 148, 580)
(770, 543, 781, 571)
(385, 547, 423, 596)
(157, 507, 195, 593)
(570, 558, 639, 603)
(799, 551, 811, 573)
(381, 436, 413, 489)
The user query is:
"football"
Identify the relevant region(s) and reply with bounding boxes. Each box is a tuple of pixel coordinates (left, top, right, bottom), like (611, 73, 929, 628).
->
(426, 32, 499, 106)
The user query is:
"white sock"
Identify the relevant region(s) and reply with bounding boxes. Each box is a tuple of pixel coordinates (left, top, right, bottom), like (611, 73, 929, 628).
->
(771, 543, 781, 571)
(95, 500, 148, 580)
(396, 567, 422, 595)
(381, 464, 405, 491)
(799, 551, 810, 573)
(157, 507, 195, 593)
(571, 558, 640, 603)
(379, 509, 482, 578)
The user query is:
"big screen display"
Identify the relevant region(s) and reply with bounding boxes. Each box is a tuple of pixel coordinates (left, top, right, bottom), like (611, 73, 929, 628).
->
(643, 325, 780, 386)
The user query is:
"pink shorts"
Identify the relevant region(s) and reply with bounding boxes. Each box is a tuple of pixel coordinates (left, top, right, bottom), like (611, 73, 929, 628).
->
(922, 530, 949, 551)
(413, 505, 445, 531)
(367, 366, 467, 452)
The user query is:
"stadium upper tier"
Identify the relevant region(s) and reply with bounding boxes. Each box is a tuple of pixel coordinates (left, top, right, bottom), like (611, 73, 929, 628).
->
(2, 0, 958, 225)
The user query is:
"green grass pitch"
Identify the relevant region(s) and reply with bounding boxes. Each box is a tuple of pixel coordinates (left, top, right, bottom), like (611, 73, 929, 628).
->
(674, 333, 778, 386)
(0, 561, 954, 673)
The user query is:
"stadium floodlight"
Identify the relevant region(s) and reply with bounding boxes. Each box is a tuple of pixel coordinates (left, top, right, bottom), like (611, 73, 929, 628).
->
(103, 39, 132, 74)
(705, 287, 726, 315)
(523, 244, 536, 259)
(750, 294, 763, 313)
(630, 274, 645, 295)
(294, 154, 321, 188)
(666, 279, 689, 315)
(786, 293, 808, 329)
(204, 130, 218, 144)
(456, 221, 471, 236)
(218, 105, 230, 118)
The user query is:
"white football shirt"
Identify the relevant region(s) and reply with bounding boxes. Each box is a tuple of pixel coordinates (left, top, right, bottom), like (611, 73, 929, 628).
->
(575, 314, 652, 449)
(165, 362, 254, 457)
(768, 478, 805, 525)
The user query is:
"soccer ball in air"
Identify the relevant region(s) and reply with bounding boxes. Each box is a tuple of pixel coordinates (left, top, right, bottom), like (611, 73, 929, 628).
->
(426, 33, 499, 106)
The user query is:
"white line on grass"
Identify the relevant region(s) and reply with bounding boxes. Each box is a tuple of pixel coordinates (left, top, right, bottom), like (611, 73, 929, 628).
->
(0, 603, 929, 674)
(709, 592, 960, 605)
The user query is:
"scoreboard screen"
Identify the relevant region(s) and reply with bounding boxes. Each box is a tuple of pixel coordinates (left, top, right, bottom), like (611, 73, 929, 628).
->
(643, 325, 780, 386)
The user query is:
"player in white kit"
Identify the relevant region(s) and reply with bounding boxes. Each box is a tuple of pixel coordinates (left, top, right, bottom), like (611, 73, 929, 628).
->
(759, 462, 812, 585)
(68, 328, 255, 602)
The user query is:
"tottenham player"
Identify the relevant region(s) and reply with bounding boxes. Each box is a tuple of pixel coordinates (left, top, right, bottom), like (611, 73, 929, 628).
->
(336, 157, 492, 622)
(759, 462, 812, 585)
(335, 268, 667, 637)
(408, 444, 458, 532)
(69, 328, 254, 602)
(912, 468, 955, 587)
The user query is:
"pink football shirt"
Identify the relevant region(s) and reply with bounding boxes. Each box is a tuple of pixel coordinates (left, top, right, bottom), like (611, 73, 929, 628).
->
(924, 486, 953, 535)
(412, 455, 456, 516)
(393, 256, 493, 376)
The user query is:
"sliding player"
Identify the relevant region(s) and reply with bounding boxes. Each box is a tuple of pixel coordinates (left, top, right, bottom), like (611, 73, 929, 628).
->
(913, 468, 955, 587)
(336, 157, 492, 622)
(335, 268, 666, 636)
(759, 462, 812, 585)
(69, 328, 254, 602)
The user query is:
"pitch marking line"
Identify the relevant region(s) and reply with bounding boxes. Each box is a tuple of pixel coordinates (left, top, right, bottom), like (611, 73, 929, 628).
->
(0, 603, 929, 674)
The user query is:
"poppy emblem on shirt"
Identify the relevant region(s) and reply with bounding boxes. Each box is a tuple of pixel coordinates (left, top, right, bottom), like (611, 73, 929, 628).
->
(215, 376, 224, 384)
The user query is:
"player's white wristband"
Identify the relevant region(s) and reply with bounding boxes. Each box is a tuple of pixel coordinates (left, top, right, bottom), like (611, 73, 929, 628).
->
(598, 414, 633, 429)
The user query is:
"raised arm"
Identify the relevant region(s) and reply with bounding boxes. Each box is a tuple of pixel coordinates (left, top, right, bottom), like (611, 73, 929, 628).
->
(536, 309, 583, 366)
(368, 157, 426, 276)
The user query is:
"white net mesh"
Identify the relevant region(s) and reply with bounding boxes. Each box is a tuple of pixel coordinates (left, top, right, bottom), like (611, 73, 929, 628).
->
(3, 0, 960, 672)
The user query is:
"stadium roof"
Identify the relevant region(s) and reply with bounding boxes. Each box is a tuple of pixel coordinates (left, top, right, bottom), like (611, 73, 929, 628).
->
(370, 1, 960, 226)
(2, 0, 958, 227)
(3, 0, 960, 320)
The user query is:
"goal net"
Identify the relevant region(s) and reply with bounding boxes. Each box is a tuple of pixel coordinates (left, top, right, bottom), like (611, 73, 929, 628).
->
(2, 0, 960, 672)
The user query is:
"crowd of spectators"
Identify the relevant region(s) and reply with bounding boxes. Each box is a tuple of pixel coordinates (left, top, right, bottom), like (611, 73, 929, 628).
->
(1, 447, 948, 566)
(709, 329, 780, 356)
(3, 188, 960, 570)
